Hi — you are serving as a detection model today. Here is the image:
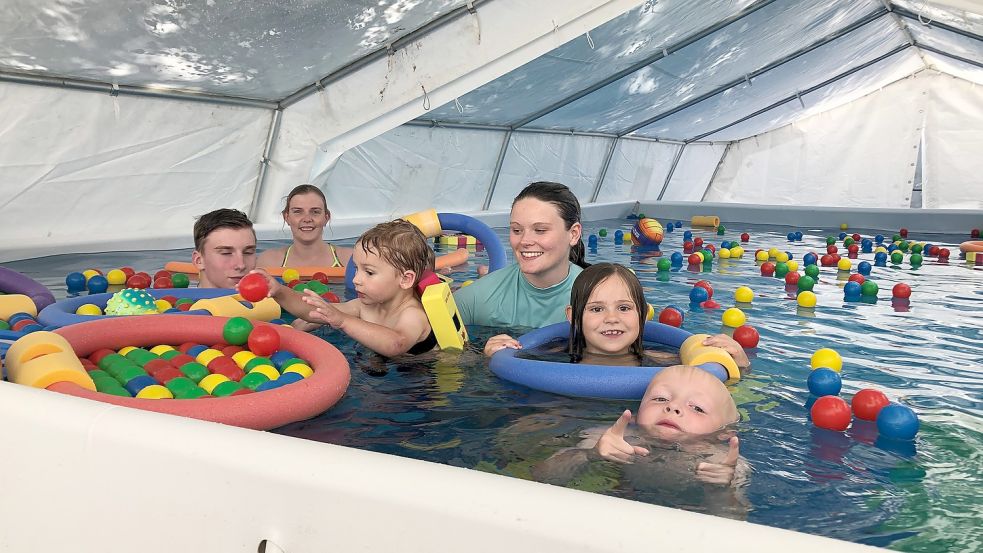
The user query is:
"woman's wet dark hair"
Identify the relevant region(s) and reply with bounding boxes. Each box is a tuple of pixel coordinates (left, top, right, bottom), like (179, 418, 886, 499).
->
(567, 263, 647, 363)
(513, 181, 589, 269)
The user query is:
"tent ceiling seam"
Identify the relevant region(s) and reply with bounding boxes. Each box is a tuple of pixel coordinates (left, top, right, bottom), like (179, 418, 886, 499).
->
(504, 0, 781, 129)
(589, 138, 618, 203)
(404, 119, 723, 145)
(686, 43, 913, 142)
(619, 5, 891, 138)
(918, 43, 983, 70)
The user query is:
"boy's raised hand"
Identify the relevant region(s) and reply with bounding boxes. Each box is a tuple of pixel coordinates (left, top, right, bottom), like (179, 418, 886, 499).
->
(695, 436, 741, 485)
(301, 289, 345, 328)
(483, 334, 521, 357)
(703, 334, 751, 368)
(595, 410, 649, 464)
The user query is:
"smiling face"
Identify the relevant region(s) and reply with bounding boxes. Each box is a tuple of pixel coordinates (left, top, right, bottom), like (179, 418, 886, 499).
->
(283, 192, 329, 244)
(636, 366, 738, 439)
(579, 275, 641, 356)
(509, 197, 582, 288)
(350, 242, 414, 305)
(192, 227, 257, 289)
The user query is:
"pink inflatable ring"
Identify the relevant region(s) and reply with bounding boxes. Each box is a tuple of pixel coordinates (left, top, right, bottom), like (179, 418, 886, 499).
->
(48, 315, 350, 430)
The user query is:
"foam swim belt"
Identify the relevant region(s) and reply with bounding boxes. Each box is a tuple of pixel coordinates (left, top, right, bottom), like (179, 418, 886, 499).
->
(959, 241, 983, 253)
(5, 315, 350, 430)
(489, 322, 740, 400)
(38, 288, 281, 328)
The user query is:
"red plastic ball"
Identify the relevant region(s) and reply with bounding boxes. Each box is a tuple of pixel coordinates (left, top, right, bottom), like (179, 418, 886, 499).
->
(221, 345, 244, 357)
(120, 267, 136, 278)
(938, 248, 950, 259)
(784, 271, 800, 285)
(694, 280, 714, 299)
(700, 299, 720, 309)
(321, 291, 341, 303)
(892, 283, 911, 299)
(740, 233, 750, 242)
(248, 325, 281, 357)
(847, 244, 859, 254)
(126, 273, 152, 289)
(826, 245, 838, 254)
(693, 237, 704, 248)
(153, 270, 171, 281)
(848, 274, 865, 284)
(312, 272, 329, 285)
(704, 244, 716, 254)
(153, 276, 173, 289)
(160, 295, 179, 305)
(760, 262, 775, 276)
(852, 233, 861, 242)
(899, 228, 908, 238)
(687, 253, 702, 265)
(238, 273, 269, 303)
(811, 396, 852, 431)
(851, 389, 890, 421)
(972, 228, 980, 239)
(286, 279, 301, 288)
(658, 307, 683, 328)
(820, 254, 834, 267)
(683, 241, 694, 252)
(732, 325, 759, 348)
(176, 303, 192, 311)
(928, 245, 940, 256)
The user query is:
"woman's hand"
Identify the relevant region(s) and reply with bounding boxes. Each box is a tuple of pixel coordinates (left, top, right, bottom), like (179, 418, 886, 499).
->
(483, 334, 521, 357)
(703, 334, 751, 368)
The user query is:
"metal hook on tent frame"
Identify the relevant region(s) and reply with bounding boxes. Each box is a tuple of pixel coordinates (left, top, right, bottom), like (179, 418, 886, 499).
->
(466, 1, 481, 43)
(744, 74, 751, 87)
(421, 84, 431, 111)
(109, 82, 119, 97)
(454, 97, 464, 114)
(795, 90, 805, 109)
(586, 31, 595, 50)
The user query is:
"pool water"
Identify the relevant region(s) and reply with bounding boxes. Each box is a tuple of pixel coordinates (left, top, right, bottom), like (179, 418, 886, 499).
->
(4, 218, 982, 552)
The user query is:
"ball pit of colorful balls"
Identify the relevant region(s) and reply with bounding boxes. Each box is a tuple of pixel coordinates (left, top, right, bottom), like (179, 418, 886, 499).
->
(81, 318, 311, 399)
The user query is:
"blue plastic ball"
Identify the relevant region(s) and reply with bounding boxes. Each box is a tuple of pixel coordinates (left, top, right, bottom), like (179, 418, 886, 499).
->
(270, 350, 298, 369)
(721, 241, 731, 249)
(277, 371, 305, 386)
(876, 404, 919, 440)
(874, 252, 888, 266)
(87, 275, 109, 294)
(807, 368, 842, 397)
(666, 223, 674, 232)
(843, 281, 862, 300)
(785, 251, 794, 260)
(185, 344, 208, 358)
(688, 286, 709, 304)
(7, 312, 35, 325)
(887, 244, 898, 253)
(676, 221, 683, 228)
(588, 235, 598, 246)
(683, 230, 693, 241)
(875, 234, 885, 244)
(670, 252, 684, 266)
(123, 374, 158, 396)
(857, 261, 872, 275)
(66, 272, 86, 292)
(787, 232, 796, 241)
(803, 253, 818, 266)
(614, 230, 624, 245)
(839, 232, 847, 240)
(795, 231, 804, 241)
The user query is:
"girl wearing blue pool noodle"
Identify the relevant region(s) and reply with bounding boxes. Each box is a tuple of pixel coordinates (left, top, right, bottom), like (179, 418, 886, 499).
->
(456, 182, 589, 337)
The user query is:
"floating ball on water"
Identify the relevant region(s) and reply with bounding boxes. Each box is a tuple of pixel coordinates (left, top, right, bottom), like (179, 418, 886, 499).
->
(721, 307, 746, 328)
(106, 269, 127, 285)
(851, 389, 889, 421)
(843, 237, 855, 247)
(892, 283, 911, 299)
(774, 263, 789, 278)
(732, 325, 759, 348)
(826, 236, 836, 246)
(909, 253, 923, 267)
(755, 250, 769, 262)
(938, 248, 950, 260)
(126, 273, 152, 289)
(282, 268, 300, 283)
(688, 253, 702, 265)
(972, 228, 981, 239)
(656, 258, 671, 272)
(847, 273, 865, 285)
(784, 271, 800, 285)
(718, 248, 731, 259)
(840, 223, 848, 231)
(797, 275, 815, 292)
(631, 218, 663, 247)
(811, 395, 851, 431)
(874, 252, 888, 266)
(857, 261, 872, 275)
(734, 286, 754, 303)
(803, 253, 818, 266)
(689, 286, 709, 304)
(693, 237, 704, 248)
(658, 306, 684, 327)
(804, 265, 820, 279)
(223, 317, 254, 346)
(730, 246, 744, 258)
(740, 232, 750, 242)
(860, 280, 878, 297)
(665, 223, 674, 232)
(899, 228, 908, 238)
(836, 258, 851, 271)
(75, 304, 103, 316)
(694, 280, 713, 299)
(760, 262, 776, 277)
(65, 272, 87, 292)
(807, 368, 842, 397)
(169, 272, 189, 288)
(911, 243, 923, 254)
(876, 404, 919, 440)
(716, 225, 726, 235)
(811, 348, 843, 372)
(87, 275, 109, 294)
(787, 232, 796, 241)
(890, 251, 903, 265)
(797, 291, 817, 308)
(775, 252, 789, 263)
(826, 245, 838, 255)
(670, 252, 684, 266)
(598, 229, 608, 237)
(843, 281, 862, 300)
(153, 276, 173, 289)
(795, 231, 803, 241)
(683, 230, 693, 241)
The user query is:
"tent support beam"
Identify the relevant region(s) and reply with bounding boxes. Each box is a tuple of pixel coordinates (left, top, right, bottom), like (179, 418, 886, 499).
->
(917, 44, 983, 70)
(483, 130, 513, 210)
(505, 0, 780, 129)
(686, 43, 912, 142)
(893, 6, 983, 45)
(656, 144, 686, 201)
(881, 1, 930, 69)
(618, 7, 890, 137)
(590, 138, 619, 203)
(700, 144, 731, 202)
(250, 109, 284, 220)
(0, 70, 278, 110)
(404, 119, 702, 145)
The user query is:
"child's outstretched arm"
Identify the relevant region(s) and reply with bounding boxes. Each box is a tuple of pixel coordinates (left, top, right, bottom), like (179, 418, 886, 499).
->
(240, 270, 315, 322)
(301, 290, 429, 357)
(703, 334, 751, 368)
(695, 436, 741, 485)
(483, 334, 521, 357)
(594, 410, 650, 464)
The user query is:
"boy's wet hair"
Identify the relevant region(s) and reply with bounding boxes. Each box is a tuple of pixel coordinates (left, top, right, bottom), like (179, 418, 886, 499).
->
(513, 181, 589, 269)
(193, 208, 255, 252)
(568, 262, 647, 362)
(357, 219, 435, 286)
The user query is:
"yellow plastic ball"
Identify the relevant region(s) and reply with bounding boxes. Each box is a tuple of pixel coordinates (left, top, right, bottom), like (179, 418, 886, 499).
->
(149, 345, 175, 355)
(82, 269, 101, 282)
(767, 247, 781, 259)
(75, 303, 103, 316)
(136, 385, 174, 399)
(721, 307, 747, 328)
(199, 373, 230, 394)
(719, 248, 731, 259)
(837, 258, 852, 271)
(875, 246, 888, 254)
(775, 252, 789, 263)
(154, 299, 173, 312)
(840, 223, 848, 231)
(694, 252, 705, 263)
(283, 363, 314, 378)
(797, 291, 817, 308)
(248, 364, 280, 381)
(811, 348, 843, 372)
(106, 269, 127, 285)
(646, 303, 655, 321)
(118, 346, 137, 356)
(282, 268, 300, 283)
(786, 260, 799, 272)
(755, 250, 769, 262)
(734, 286, 754, 303)
(730, 246, 744, 258)
(232, 350, 257, 368)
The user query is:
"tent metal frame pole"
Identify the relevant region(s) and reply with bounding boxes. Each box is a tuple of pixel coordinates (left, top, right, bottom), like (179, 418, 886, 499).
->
(0, 70, 278, 110)
(483, 130, 513, 210)
(250, 108, 284, 221)
(656, 144, 686, 201)
(618, 7, 890, 137)
(917, 44, 983, 70)
(687, 43, 912, 142)
(505, 0, 780, 129)
(589, 137, 619, 203)
(880, 0, 929, 68)
(700, 143, 731, 202)
(893, 6, 983, 45)
(280, 0, 491, 108)
(403, 119, 701, 145)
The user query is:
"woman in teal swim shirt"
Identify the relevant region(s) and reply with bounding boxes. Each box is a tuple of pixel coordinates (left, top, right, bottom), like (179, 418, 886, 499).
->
(454, 181, 589, 345)
(256, 184, 353, 270)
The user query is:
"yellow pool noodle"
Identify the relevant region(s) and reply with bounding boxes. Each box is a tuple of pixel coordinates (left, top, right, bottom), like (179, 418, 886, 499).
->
(0, 294, 38, 319)
(5, 331, 96, 391)
(691, 216, 720, 228)
(679, 334, 741, 380)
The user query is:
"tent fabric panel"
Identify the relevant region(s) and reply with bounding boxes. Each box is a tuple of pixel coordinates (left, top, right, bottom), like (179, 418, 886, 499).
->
(907, 19, 983, 66)
(315, 125, 502, 220)
(531, 0, 884, 134)
(922, 73, 983, 208)
(488, 132, 609, 210)
(0, 0, 468, 101)
(633, 16, 907, 140)
(704, 73, 925, 207)
(418, 0, 759, 126)
(700, 51, 925, 142)
(594, 139, 680, 203)
(921, 51, 983, 84)
(893, 0, 983, 37)
(659, 144, 727, 202)
(0, 81, 270, 257)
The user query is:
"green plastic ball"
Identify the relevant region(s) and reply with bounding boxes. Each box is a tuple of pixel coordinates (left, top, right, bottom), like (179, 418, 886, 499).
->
(861, 280, 879, 297)
(171, 273, 190, 288)
(892, 233, 902, 242)
(774, 262, 789, 278)
(910, 253, 923, 267)
(911, 244, 923, 254)
(598, 229, 608, 237)
(891, 251, 904, 264)
(826, 236, 836, 245)
(716, 226, 726, 235)
(804, 265, 820, 279)
(222, 317, 253, 346)
(843, 237, 855, 247)
(899, 241, 910, 252)
(797, 275, 815, 292)
(656, 258, 671, 271)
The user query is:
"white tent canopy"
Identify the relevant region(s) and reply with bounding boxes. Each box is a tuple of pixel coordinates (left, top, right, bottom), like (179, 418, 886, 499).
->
(1, 0, 982, 261)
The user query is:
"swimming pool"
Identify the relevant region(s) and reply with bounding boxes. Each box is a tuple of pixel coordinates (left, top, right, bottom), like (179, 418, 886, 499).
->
(3, 216, 981, 552)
